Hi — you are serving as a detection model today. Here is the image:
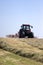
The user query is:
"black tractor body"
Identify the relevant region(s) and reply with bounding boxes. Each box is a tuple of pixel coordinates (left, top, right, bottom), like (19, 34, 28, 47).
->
(19, 24, 34, 38)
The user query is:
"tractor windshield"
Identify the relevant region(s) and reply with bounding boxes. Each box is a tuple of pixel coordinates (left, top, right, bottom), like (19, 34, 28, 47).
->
(21, 25, 30, 30)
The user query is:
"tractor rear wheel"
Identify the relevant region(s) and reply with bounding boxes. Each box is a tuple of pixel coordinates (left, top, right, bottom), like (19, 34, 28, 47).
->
(28, 32, 34, 38)
(19, 29, 25, 38)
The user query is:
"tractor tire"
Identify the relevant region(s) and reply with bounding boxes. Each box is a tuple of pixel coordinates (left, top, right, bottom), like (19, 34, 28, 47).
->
(28, 32, 34, 38)
(19, 29, 25, 38)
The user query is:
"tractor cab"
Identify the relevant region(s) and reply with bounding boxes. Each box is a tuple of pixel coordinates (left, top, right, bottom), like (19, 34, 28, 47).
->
(21, 24, 33, 31)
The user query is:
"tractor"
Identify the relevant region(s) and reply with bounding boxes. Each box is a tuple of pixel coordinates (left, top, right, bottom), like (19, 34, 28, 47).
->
(19, 24, 34, 38)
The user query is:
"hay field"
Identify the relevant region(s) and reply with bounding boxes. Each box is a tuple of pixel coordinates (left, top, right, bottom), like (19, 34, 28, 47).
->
(0, 38, 43, 65)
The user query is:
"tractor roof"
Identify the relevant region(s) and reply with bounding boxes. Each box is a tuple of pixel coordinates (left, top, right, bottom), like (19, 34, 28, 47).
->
(21, 24, 31, 26)
(21, 24, 33, 28)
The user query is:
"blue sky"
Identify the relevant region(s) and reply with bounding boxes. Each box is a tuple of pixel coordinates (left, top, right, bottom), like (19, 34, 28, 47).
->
(0, 0, 43, 38)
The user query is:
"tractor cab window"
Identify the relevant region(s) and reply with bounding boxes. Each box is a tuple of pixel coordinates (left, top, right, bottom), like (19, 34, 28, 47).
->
(26, 26, 30, 30)
(21, 25, 30, 30)
(21, 26, 24, 29)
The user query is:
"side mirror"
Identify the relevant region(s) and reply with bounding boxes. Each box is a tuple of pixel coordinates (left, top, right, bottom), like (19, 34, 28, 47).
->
(31, 26, 33, 28)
